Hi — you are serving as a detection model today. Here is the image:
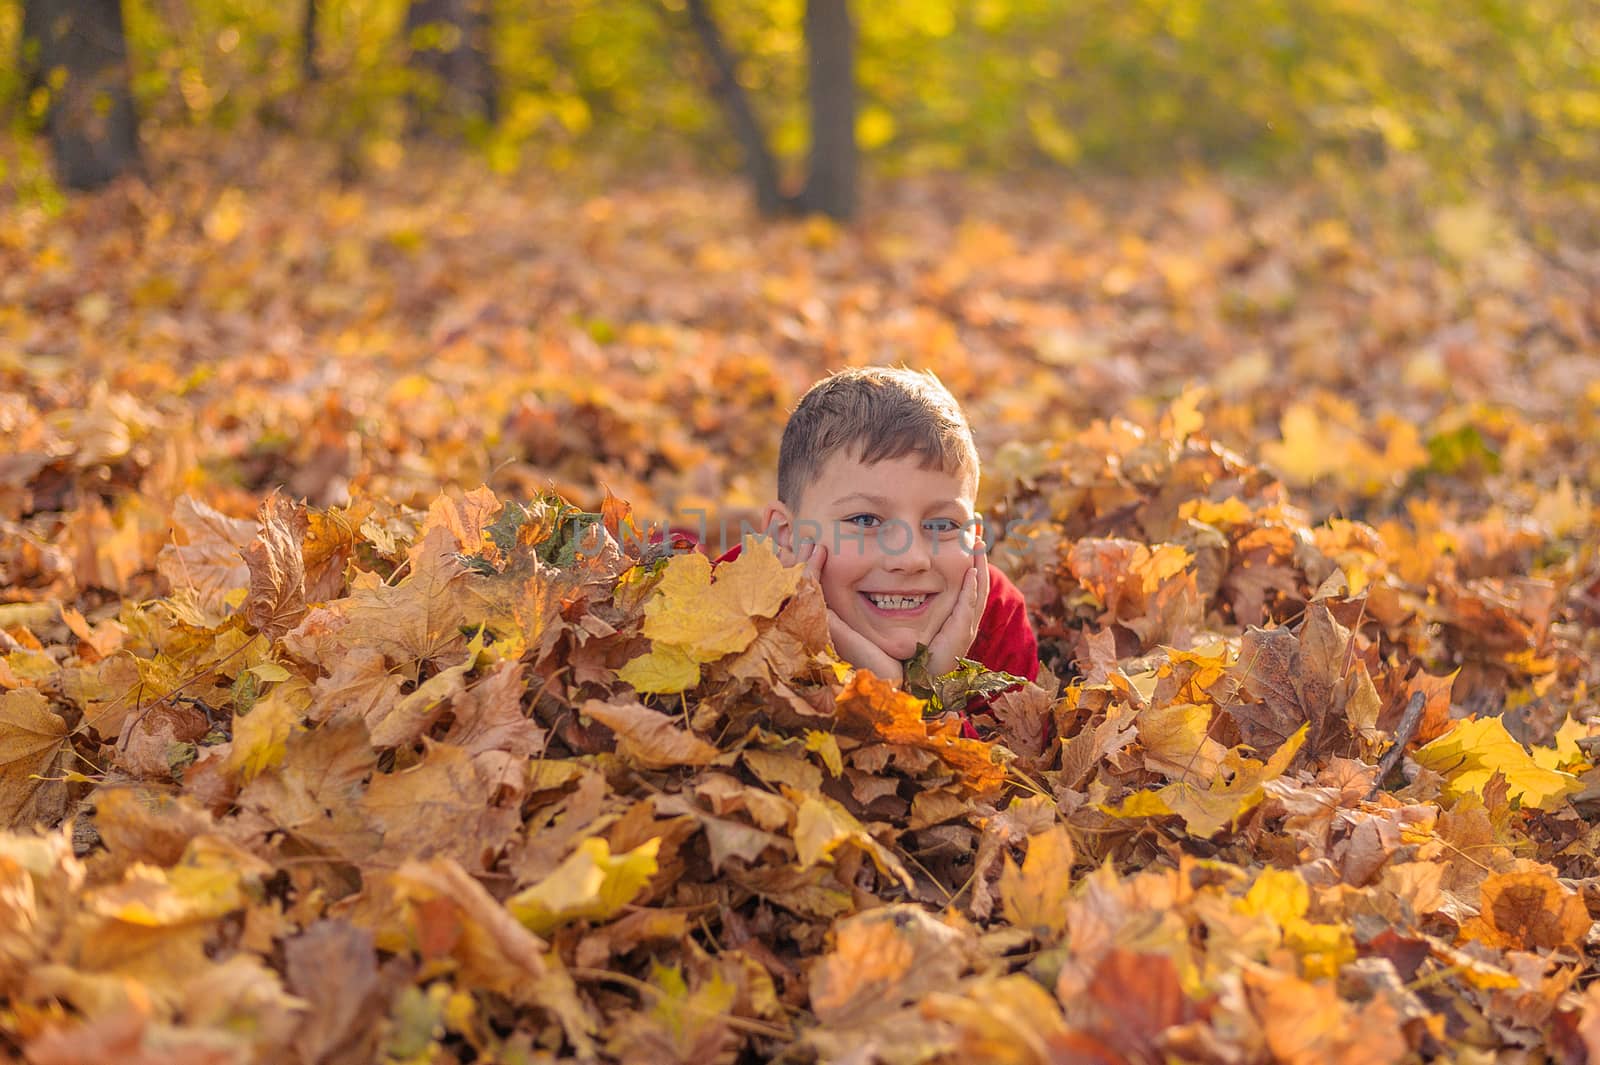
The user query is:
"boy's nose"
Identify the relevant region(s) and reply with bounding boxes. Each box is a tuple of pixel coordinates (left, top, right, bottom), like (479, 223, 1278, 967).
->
(882, 535, 932, 573)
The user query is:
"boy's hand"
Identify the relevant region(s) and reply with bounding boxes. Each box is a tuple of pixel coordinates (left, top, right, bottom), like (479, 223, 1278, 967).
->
(803, 542, 906, 683)
(790, 538, 905, 684)
(924, 534, 989, 678)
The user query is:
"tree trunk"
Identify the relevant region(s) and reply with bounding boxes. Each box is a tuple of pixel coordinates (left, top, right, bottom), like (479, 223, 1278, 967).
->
(800, 0, 857, 221)
(301, 0, 320, 82)
(19, 0, 50, 97)
(680, 0, 789, 216)
(32, 0, 142, 191)
(405, 0, 497, 125)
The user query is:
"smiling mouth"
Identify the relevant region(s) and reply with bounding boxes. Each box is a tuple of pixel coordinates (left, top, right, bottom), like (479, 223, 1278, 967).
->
(862, 592, 933, 613)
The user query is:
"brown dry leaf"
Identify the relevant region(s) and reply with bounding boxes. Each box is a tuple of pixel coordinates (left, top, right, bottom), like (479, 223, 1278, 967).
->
(243, 493, 310, 639)
(302, 501, 372, 604)
(1459, 869, 1591, 952)
(987, 677, 1057, 767)
(581, 697, 719, 770)
(337, 525, 472, 669)
(365, 648, 476, 750)
(1230, 633, 1301, 748)
(283, 920, 386, 1065)
(701, 815, 788, 872)
(360, 741, 519, 872)
(809, 905, 968, 1028)
(91, 788, 214, 871)
(23, 1009, 241, 1065)
(310, 647, 401, 727)
(575, 908, 690, 969)
(232, 719, 381, 862)
(0, 688, 68, 828)
(385, 857, 596, 1052)
(440, 659, 546, 759)
(1077, 950, 1208, 1062)
(1245, 966, 1408, 1065)
(421, 485, 504, 560)
(155, 496, 257, 615)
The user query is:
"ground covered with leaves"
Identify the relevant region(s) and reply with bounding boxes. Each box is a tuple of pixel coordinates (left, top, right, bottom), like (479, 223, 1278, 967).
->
(4, 138, 1600, 1063)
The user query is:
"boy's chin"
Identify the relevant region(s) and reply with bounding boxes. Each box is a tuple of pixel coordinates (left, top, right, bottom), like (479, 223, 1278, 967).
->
(872, 632, 925, 663)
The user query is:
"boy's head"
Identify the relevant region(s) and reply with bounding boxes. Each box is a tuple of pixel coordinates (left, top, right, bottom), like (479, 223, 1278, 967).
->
(762, 367, 983, 661)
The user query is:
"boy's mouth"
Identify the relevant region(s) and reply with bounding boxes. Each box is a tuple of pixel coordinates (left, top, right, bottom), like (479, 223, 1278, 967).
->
(861, 591, 933, 615)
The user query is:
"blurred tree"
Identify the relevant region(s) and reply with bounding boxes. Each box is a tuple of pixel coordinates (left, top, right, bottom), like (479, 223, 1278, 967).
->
(682, 0, 786, 215)
(405, 0, 497, 125)
(18, 0, 48, 97)
(24, 0, 142, 190)
(680, 0, 858, 220)
(801, 0, 855, 220)
(302, 0, 320, 82)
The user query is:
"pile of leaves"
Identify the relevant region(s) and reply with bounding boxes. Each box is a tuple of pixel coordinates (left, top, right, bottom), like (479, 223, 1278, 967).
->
(3, 138, 1600, 1062)
(4, 433, 1600, 1061)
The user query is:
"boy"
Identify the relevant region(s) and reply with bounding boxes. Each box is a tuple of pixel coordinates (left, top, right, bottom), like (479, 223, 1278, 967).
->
(735, 366, 1039, 692)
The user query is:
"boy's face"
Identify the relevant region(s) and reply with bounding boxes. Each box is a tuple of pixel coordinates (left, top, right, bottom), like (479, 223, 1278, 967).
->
(766, 448, 980, 662)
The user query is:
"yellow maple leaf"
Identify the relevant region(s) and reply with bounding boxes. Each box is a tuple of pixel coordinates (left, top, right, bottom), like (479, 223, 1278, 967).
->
(226, 677, 310, 784)
(1236, 867, 1309, 927)
(999, 824, 1075, 937)
(1263, 402, 1353, 485)
(507, 836, 660, 935)
(1283, 918, 1356, 980)
(1138, 701, 1225, 782)
(616, 644, 700, 695)
(1105, 724, 1307, 836)
(1532, 716, 1590, 774)
(1531, 476, 1591, 538)
(624, 537, 801, 692)
(1413, 716, 1581, 810)
(787, 788, 915, 891)
(642, 539, 799, 659)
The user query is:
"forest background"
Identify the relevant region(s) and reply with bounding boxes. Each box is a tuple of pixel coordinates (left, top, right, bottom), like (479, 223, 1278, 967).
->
(5, 1, 1600, 1063)
(6, 0, 1600, 199)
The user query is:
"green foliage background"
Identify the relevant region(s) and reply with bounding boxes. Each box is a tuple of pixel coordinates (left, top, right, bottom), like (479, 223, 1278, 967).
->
(3, 0, 1599, 183)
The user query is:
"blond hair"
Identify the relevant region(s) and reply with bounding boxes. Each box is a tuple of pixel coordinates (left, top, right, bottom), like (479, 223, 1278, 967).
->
(777, 367, 979, 506)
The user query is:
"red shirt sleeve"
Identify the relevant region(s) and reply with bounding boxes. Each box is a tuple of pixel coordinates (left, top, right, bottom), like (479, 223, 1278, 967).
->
(966, 562, 1040, 683)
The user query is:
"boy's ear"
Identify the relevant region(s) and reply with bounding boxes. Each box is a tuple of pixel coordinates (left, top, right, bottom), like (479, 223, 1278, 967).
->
(760, 502, 793, 550)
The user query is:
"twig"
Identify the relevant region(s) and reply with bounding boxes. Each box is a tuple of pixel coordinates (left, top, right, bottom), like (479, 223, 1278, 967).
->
(1366, 692, 1426, 801)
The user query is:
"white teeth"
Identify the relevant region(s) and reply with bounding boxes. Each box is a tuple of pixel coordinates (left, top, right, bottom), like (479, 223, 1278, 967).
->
(866, 593, 928, 610)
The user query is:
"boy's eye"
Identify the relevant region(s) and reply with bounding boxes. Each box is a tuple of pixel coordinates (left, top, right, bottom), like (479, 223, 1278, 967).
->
(923, 518, 961, 534)
(844, 514, 881, 528)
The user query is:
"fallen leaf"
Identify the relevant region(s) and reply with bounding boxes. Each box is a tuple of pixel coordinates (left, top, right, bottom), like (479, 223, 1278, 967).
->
(1413, 716, 1582, 810)
(0, 688, 68, 828)
(505, 836, 661, 935)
